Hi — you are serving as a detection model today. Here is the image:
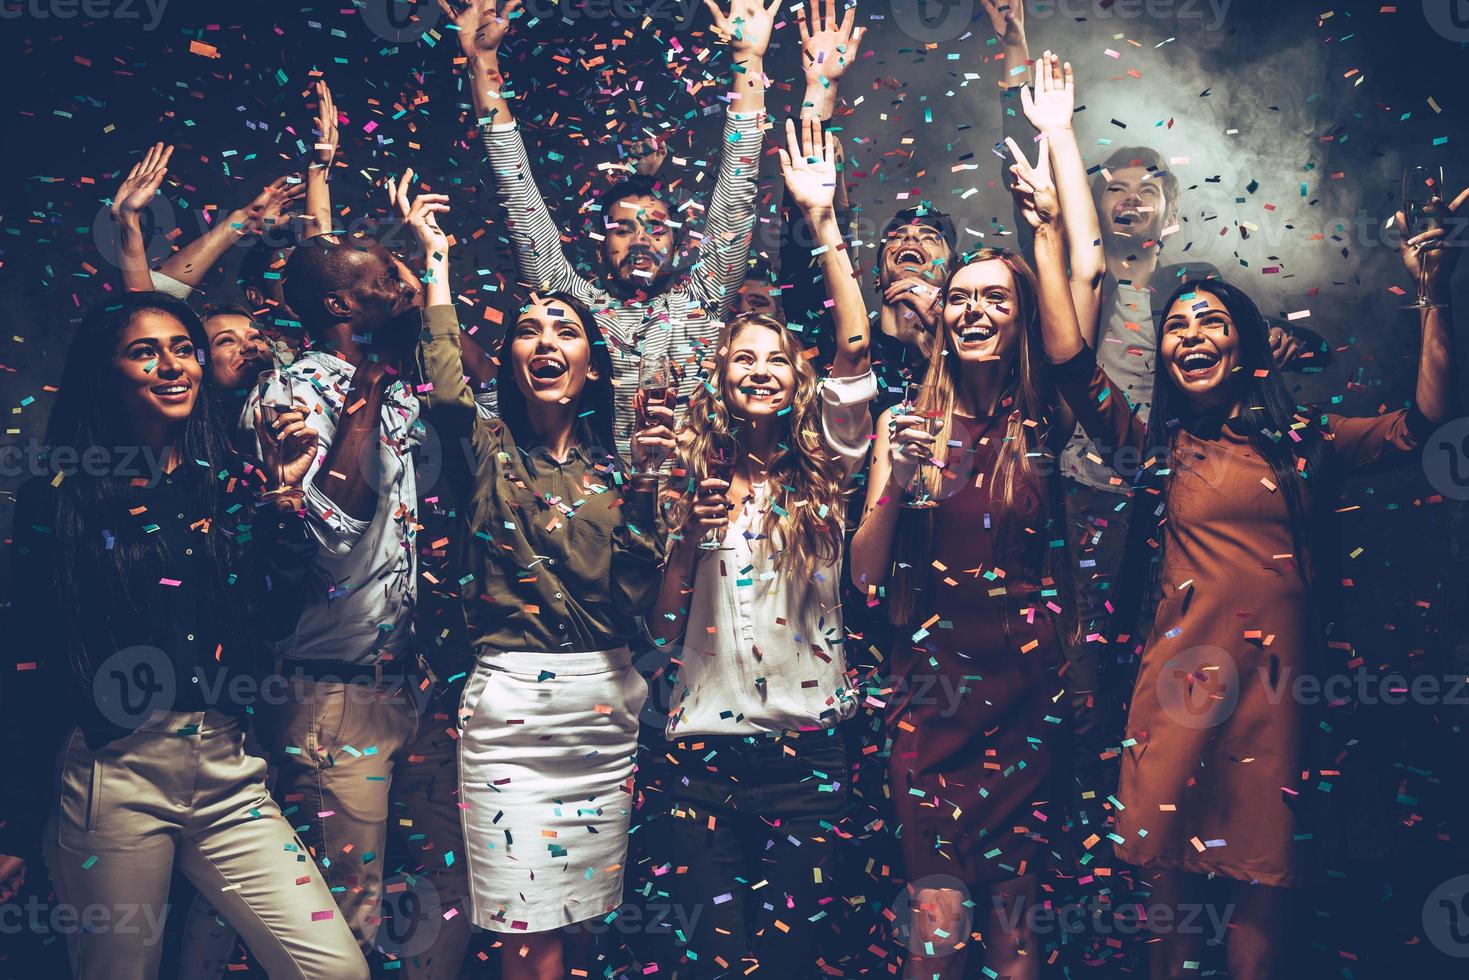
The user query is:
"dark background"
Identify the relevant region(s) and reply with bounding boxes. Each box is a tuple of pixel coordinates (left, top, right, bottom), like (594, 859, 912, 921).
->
(1, 0, 1467, 976)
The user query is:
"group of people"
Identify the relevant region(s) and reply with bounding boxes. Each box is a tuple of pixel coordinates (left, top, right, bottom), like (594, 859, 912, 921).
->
(0, 1, 1460, 979)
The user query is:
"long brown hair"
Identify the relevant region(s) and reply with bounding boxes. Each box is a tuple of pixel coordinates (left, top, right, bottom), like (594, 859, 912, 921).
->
(668, 313, 846, 607)
(887, 249, 1073, 634)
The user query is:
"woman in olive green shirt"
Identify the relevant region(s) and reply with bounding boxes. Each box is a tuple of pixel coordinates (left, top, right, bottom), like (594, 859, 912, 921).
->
(416, 290, 669, 980)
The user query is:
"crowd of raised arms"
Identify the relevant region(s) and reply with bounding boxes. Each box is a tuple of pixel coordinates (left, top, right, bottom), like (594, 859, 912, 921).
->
(0, 1, 1460, 979)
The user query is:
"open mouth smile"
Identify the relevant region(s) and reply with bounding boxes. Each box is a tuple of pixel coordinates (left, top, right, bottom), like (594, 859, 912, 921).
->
(529, 357, 568, 382)
(1176, 348, 1221, 380)
(151, 382, 192, 403)
(958, 323, 997, 345)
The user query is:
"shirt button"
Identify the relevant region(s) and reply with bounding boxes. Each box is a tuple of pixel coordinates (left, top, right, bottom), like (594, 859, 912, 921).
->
(185, 548, 193, 556)
(186, 634, 195, 641)
(555, 593, 563, 600)
(558, 624, 566, 631)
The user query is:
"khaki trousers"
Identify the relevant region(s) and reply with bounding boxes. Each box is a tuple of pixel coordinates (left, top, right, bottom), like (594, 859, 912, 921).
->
(252, 676, 420, 955)
(44, 710, 367, 980)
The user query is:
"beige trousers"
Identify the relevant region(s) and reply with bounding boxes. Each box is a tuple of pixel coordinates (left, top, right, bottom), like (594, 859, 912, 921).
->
(44, 710, 367, 980)
(252, 676, 420, 955)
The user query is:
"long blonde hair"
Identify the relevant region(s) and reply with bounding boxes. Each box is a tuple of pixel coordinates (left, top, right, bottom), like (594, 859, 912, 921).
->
(888, 248, 1072, 631)
(668, 313, 846, 605)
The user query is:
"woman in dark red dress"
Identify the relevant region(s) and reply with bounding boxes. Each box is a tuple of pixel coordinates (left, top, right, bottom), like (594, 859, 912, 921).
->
(850, 244, 1077, 980)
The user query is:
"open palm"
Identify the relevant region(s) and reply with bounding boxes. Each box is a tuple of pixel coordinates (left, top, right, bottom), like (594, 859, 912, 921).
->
(779, 116, 837, 214)
(1020, 50, 1073, 134)
(439, 0, 521, 58)
(799, 0, 867, 85)
(111, 142, 173, 220)
(707, 0, 782, 59)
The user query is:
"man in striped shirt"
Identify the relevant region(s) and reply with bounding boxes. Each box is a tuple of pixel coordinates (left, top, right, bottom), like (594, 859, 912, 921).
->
(442, 0, 777, 454)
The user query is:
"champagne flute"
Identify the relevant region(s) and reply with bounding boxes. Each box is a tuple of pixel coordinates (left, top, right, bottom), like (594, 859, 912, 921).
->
(700, 430, 740, 550)
(1400, 165, 1447, 310)
(262, 371, 296, 488)
(900, 382, 942, 509)
(636, 354, 680, 434)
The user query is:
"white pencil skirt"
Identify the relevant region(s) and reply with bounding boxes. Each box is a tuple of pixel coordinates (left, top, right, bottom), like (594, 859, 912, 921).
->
(457, 646, 647, 932)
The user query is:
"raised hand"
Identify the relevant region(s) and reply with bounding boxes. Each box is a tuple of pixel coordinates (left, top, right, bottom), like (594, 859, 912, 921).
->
(387, 168, 451, 255)
(1005, 134, 1059, 231)
(111, 142, 173, 221)
(1397, 186, 1469, 297)
(310, 80, 339, 172)
(439, 0, 521, 60)
(798, 0, 866, 86)
(629, 134, 670, 177)
(778, 116, 837, 216)
(706, 0, 782, 60)
(979, 0, 1024, 44)
(236, 176, 306, 238)
(1020, 50, 1074, 134)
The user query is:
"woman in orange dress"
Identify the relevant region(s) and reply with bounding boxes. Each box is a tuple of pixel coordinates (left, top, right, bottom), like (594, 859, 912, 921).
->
(1012, 137, 1463, 979)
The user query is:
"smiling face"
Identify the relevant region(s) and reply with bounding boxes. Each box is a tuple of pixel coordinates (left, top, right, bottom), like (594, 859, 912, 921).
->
(881, 221, 950, 289)
(509, 297, 599, 408)
(941, 259, 1026, 368)
(1161, 289, 1242, 412)
(722, 319, 797, 421)
(204, 313, 271, 391)
(1099, 165, 1169, 249)
(601, 193, 675, 290)
(114, 309, 205, 435)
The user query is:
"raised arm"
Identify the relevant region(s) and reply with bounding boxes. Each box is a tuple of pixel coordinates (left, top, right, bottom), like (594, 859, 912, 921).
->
(1007, 135, 1084, 365)
(109, 141, 173, 292)
(1021, 51, 1104, 346)
(796, 0, 866, 122)
(1399, 187, 1465, 423)
(983, 0, 1030, 88)
(305, 80, 339, 235)
(686, 0, 778, 316)
(446, 0, 597, 301)
(157, 176, 305, 289)
(387, 168, 453, 308)
(780, 116, 869, 378)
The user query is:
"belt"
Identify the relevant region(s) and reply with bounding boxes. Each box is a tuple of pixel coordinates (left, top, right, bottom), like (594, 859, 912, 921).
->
(277, 658, 421, 686)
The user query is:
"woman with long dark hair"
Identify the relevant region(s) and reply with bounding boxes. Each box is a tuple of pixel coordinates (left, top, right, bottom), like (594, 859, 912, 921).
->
(1025, 117, 1463, 975)
(0, 291, 367, 979)
(415, 287, 668, 980)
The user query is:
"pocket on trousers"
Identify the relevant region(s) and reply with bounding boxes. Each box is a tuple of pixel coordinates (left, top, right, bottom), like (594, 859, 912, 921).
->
(457, 666, 493, 731)
(57, 731, 104, 835)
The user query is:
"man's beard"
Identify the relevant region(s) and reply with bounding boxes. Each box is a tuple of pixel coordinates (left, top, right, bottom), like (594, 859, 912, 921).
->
(606, 251, 675, 300)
